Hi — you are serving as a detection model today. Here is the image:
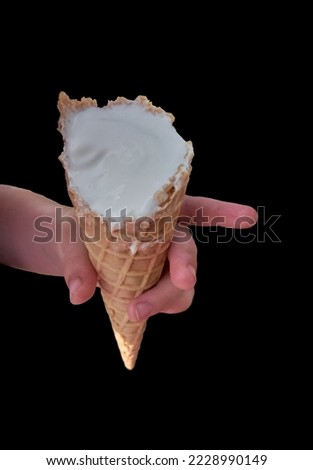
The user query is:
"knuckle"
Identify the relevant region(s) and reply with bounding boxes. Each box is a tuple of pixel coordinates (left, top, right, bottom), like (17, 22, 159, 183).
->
(168, 288, 195, 313)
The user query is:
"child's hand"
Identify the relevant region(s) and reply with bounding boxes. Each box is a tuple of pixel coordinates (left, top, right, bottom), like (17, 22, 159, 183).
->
(61, 196, 256, 312)
(0, 187, 257, 316)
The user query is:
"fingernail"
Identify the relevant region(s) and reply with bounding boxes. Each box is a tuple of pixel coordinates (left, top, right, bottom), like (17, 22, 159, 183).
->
(69, 277, 82, 300)
(135, 302, 152, 321)
(188, 265, 196, 283)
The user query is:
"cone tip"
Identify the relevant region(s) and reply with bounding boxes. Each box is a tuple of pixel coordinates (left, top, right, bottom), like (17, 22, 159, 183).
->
(122, 355, 137, 370)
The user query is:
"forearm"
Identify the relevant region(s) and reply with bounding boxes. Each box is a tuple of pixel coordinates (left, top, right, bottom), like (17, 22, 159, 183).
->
(0, 185, 74, 275)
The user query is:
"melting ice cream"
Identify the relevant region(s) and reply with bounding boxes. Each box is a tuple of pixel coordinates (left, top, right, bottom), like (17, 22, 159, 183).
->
(63, 98, 191, 218)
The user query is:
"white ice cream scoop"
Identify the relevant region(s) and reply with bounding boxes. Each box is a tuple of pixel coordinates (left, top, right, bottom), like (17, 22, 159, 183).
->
(62, 96, 191, 219)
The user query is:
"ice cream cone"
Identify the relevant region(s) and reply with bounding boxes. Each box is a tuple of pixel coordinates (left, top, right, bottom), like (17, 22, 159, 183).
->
(57, 92, 194, 369)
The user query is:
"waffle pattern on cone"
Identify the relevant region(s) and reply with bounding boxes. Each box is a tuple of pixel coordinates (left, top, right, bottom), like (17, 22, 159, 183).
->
(58, 92, 194, 369)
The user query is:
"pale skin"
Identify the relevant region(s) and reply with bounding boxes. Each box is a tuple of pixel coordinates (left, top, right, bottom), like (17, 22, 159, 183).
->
(0, 185, 257, 321)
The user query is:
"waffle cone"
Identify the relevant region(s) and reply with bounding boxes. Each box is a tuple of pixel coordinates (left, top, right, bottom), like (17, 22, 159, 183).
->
(58, 92, 194, 369)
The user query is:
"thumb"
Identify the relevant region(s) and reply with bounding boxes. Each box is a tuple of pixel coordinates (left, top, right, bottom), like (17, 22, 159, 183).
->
(63, 245, 97, 305)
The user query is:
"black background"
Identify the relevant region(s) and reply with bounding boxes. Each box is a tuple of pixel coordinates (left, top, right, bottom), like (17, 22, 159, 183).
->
(0, 11, 301, 451)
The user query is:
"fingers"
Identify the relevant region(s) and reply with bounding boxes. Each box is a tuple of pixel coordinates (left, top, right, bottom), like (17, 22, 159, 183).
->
(181, 195, 258, 228)
(128, 225, 197, 322)
(55, 207, 97, 305)
(128, 271, 195, 322)
(168, 226, 197, 290)
(63, 244, 97, 305)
